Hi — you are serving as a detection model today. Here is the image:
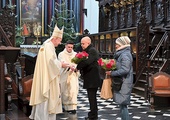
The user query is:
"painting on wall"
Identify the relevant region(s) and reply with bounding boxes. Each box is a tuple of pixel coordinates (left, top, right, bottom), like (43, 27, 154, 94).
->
(20, 0, 44, 36)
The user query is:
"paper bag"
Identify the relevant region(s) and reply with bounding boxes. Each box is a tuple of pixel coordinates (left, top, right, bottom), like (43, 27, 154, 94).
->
(100, 78, 113, 100)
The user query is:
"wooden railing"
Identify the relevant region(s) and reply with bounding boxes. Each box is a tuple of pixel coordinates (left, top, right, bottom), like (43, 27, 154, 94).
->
(83, 27, 138, 80)
(86, 27, 137, 57)
(148, 31, 170, 74)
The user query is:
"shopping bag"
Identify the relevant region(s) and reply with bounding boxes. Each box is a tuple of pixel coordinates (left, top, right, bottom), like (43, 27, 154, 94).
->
(100, 77, 113, 100)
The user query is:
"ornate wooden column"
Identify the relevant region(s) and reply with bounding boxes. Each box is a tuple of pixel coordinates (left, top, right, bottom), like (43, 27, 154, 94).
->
(0, 52, 5, 120)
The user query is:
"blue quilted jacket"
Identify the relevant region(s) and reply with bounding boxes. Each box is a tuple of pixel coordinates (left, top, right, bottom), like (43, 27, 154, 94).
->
(111, 46, 133, 105)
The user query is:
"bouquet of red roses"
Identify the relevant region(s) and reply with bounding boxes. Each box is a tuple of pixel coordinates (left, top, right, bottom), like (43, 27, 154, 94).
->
(98, 58, 116, 100)
(98, 58, 116, 71)
(71, 51, 89, 64)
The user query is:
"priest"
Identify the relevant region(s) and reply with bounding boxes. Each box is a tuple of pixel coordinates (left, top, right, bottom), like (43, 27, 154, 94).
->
(29, 24, 69, 120)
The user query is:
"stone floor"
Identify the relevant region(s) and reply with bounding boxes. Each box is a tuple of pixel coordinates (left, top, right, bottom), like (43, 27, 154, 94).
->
(5, 80, 170, 120)
(55, 81, 170, 120)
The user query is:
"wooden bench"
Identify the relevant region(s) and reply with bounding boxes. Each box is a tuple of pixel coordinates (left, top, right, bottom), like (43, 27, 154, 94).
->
(4, 63, 18, 111)
(18, 74, 33, 116)
(148, 72, 170, 111)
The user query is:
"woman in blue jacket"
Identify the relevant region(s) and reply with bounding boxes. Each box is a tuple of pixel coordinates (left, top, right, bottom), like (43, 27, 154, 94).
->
(106, 36, 133, 120)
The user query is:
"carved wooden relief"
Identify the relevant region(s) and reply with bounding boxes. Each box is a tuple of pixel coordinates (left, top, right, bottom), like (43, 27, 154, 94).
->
(99, 7, 105, 32)
(145, 0, 152, 23)
(136, 15, 149, 79)
(113, 8, 119, 30)
(134, 1, 142, 26)
(165, 0, 170, 27)
(108, 9, 113, 30)
(154, 0, 164, 27)
(119, 6, 126, 28)
(126, 4, 133, 27)
(0, 6, 15, 46)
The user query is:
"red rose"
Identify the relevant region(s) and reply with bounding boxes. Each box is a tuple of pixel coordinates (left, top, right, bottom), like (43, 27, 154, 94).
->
(75, 52, 83, 59)
(98, 58, 103, 66)
(71, 51, 89, 64)
(106, 62, 112, 69)
(82, 51, 89, 57)
(98, 58, 116, 71)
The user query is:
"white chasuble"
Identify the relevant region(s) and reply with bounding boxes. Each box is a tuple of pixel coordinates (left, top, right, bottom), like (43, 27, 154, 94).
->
(29, 39, 62, 120)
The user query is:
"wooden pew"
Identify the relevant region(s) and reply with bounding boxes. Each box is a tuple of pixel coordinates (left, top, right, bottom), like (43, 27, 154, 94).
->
(18, 74, 33, 116)
(148, 72, 170, 111)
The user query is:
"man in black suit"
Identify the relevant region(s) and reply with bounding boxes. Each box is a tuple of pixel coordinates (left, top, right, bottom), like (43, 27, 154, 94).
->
(76, 36, 101, 120)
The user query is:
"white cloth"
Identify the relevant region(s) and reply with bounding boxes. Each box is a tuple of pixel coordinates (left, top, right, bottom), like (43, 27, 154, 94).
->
(58, 48, 79, 110)
(29, 39, 62, 120)
(29, 100, 56, 120)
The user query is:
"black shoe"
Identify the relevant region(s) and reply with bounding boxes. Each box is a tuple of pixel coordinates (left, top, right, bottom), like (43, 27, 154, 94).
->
(85, 117, 98, 120)
(66, 110, 76, 114)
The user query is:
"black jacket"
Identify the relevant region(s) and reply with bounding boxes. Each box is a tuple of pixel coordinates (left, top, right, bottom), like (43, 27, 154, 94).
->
(77, 44, 101, 89)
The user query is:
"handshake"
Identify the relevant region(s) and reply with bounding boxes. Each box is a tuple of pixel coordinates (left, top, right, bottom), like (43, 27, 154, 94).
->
(61, 62, 77, 72)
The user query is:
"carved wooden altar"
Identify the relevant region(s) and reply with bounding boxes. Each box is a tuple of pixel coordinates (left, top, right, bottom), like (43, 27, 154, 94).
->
(0, 5, 20, 119)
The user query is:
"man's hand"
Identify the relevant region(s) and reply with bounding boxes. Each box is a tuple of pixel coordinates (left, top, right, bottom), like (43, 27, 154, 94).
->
(70, 65, 76, 71)
(105, 71, 111, 75)
(61, 62, 69, 68)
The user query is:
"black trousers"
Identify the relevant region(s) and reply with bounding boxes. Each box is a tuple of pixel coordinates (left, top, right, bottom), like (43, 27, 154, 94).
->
(87, 88, 98, 119)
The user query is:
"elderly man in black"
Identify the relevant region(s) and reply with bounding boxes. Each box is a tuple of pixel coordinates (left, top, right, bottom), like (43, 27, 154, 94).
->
(76, 36, 101, 120)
